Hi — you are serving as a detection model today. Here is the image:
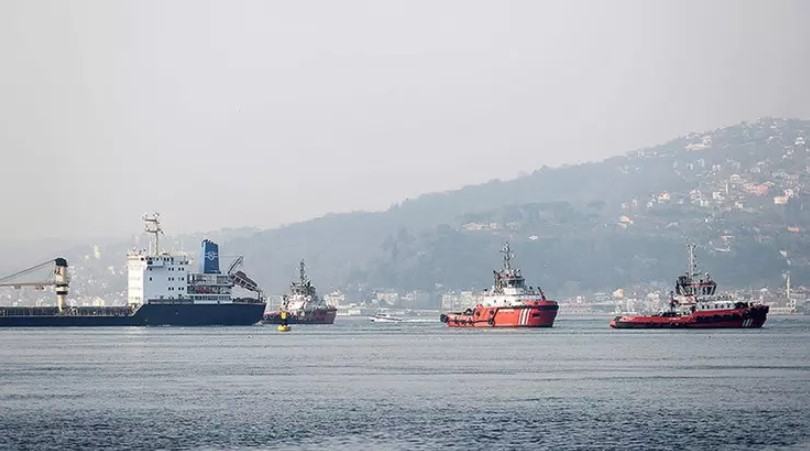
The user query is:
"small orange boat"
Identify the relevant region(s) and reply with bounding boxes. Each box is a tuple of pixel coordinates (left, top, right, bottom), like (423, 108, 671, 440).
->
(440, 242, 558, 328)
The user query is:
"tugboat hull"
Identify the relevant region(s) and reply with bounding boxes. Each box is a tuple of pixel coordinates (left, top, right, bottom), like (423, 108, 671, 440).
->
(262, 308, 337, 325)
(610, 305, 769, 329)
(441, 302, 559, 328)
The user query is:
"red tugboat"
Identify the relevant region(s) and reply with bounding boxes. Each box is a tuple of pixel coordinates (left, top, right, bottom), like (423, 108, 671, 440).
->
(440, 242, 558, 328)
(610, 244, 769, 329)
(262, 260, 337, 325)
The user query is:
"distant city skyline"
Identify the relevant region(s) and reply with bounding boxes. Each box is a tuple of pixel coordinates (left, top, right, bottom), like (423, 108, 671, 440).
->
(2, 0, 810, 244)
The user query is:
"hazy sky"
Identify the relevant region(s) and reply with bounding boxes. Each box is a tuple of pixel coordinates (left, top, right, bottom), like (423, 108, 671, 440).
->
(1, 0, 809, 243)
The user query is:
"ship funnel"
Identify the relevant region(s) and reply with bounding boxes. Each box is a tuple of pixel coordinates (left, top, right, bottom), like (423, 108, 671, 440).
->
(200, 240, 221, 274)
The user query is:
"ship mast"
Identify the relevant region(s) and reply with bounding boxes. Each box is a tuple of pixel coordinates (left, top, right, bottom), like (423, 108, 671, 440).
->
(299, 259, 307, 284)
(501, 242, 514, 270)
(143, 213, 164, 255)
(687, 243, 698, 278)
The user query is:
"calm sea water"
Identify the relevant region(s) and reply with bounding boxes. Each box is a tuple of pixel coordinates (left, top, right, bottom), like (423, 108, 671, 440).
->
(1, 316, 810, 451)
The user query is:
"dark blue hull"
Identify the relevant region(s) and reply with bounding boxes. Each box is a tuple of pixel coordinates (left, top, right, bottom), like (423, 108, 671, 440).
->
(0, 302, 266, 327)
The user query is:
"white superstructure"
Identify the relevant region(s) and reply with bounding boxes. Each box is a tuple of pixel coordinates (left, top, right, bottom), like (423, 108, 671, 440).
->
(663, 244, 759, 316)
(280, 260, 331, 313)
(481, 242, 547, 308)
(127, 253, 192, 306)
(126, 213, 259, 307)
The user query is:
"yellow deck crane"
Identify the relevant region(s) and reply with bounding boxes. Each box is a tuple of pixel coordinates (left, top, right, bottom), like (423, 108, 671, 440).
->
(0, 258, 70, 312)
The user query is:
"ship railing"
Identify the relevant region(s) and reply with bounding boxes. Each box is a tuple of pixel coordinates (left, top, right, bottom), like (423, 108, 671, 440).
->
(188, 274, 233, 284)
(232, 297, 266, 304)
(693, 293, 733, 302)
(0, 307, 58, 317)
(0, 306, 134, 317)
(146, 298, 196, 304)
(143, 297, 264, 305)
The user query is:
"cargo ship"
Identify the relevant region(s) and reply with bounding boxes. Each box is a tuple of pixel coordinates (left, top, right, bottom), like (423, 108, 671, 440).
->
(440, 242, 558, 328)
(610, 244, 769, 329)
(0, 214, 266, 326)
(262, 260, 336, 325)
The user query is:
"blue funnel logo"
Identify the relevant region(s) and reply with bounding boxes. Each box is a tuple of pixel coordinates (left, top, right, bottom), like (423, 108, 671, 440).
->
(200, 240, 221, 274)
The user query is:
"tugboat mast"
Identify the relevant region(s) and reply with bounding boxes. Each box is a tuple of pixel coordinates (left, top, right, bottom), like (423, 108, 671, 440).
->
(501, 242, 514, 270)
(786, 271, 792, 304)
(299, 259, 307, 284)
(687, 243, 698, 278)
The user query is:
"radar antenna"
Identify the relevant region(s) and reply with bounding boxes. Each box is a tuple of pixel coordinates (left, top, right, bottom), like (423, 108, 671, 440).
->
(143, 213, 164, 255)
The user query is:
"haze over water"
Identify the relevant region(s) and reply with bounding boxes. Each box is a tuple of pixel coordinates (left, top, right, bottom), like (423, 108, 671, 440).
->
(2, 1, 810, 243)
(2, 316, 809, 450)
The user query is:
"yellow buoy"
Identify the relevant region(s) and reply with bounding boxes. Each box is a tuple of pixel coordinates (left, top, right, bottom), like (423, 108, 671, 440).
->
(277, 311, 290, 331)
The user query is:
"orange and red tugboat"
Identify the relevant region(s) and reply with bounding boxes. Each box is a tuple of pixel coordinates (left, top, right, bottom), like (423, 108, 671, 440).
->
(440, 242, 558, 328)
(610, 244, 769, 329)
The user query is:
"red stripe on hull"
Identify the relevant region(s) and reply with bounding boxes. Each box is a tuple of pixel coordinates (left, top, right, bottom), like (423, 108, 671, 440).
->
(442, 301, 558, 328)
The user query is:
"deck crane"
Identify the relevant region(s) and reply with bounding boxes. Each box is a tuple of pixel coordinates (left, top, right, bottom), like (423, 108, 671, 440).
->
(226, 256, 244, 276)
(0, 258, 70, 312)
(224, 255, 263, 299)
